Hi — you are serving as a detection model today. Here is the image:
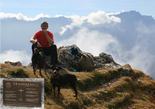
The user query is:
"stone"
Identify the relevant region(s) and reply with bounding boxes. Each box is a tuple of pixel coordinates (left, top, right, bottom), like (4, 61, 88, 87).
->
(58, 45, 94, 71)
(4, 61, 22, 66)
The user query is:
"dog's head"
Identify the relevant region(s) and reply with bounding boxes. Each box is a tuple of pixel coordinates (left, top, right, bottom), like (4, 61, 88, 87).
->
(48, 65, 62, 77)
(48, 66, 59, 79)
(50, 65, 61, 72)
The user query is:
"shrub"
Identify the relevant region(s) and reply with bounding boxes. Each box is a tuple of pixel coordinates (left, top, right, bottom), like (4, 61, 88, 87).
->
(8, 68, 28, 78)
(65, 101, 81, 109)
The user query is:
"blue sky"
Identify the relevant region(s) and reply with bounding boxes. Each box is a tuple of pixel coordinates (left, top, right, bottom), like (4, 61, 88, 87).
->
(1, 0, 155, 17)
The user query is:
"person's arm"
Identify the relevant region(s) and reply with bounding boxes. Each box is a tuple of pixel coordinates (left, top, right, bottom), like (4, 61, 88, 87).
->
(30, 37, 37, 44)
(30, 35, 42, 47)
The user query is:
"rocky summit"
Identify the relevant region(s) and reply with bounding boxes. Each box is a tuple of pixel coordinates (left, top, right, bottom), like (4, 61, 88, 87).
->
(0, 45, 155, 109)
(58, 45, 119, 71)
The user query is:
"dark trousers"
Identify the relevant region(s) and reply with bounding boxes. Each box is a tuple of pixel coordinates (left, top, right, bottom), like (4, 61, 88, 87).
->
(32, 44, 58, 65)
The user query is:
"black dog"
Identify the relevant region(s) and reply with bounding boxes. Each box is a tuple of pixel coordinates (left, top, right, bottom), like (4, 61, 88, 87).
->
(31, 43, 48, 77)
(50, 66, 78, 98)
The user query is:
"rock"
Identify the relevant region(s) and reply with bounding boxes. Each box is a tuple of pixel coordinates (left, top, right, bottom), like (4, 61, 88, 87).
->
(58, 45, 94, 71)
(4, 61, 22, 66)
(76, 53, 94, 71)
(94, 52, 119, 68)
(99, 52, 114, 63)
(122, 64, 132, 70)
(57, 45, 120, 71)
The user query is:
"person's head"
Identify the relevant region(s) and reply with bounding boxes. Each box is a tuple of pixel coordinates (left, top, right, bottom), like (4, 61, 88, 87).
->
(41, 22, 48, 30)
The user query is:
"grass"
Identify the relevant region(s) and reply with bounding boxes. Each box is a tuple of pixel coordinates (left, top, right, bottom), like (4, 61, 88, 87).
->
(77, 67, 135, 91)
(0, 63, 155, 109)
(106, 92, 132, 109)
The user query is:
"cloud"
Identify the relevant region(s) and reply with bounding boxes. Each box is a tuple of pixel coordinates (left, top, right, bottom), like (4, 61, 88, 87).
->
(129, 48, 155, 76)
(114, 44, 155, 77)
(58, 28, 118, 56)
(59, 15, 85, 35)
(0, 12, 50, 21)
(59, 11, 121, 35)
(0, 50, 31, 65)
(86, 11, 121, 25)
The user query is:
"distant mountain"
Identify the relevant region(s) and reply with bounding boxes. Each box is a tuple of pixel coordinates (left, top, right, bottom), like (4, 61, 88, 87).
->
(1, 11, 155, 78)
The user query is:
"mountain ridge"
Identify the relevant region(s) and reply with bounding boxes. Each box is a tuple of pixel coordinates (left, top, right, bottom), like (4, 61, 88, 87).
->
(0, 44, 155, 109)
(0, 62, 155, 109)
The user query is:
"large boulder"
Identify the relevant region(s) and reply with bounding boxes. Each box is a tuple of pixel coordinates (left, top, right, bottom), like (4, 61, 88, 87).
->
(58, 45, 94, 71)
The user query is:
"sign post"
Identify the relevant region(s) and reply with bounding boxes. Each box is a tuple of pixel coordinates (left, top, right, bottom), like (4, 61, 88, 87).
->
(2, 79, 44, 108)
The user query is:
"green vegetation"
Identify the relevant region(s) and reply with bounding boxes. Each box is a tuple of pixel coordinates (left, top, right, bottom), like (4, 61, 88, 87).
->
(8, 68, 29, 78)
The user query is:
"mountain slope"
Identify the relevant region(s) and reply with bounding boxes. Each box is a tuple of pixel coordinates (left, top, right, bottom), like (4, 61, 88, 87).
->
(0, 63, 155, 109)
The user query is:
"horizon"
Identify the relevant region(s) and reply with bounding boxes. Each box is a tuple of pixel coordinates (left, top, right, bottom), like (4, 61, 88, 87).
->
(1, 10, 153, 21)
(1, 0, 155, 18)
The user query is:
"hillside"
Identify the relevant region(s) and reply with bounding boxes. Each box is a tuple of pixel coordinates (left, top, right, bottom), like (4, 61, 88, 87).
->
(0, 63, 155, 109)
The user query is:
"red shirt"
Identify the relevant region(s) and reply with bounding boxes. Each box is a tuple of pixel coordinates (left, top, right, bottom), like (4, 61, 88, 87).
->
(33, 31, 54, 48)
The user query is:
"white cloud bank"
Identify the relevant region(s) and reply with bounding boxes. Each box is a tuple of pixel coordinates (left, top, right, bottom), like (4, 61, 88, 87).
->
(0, 50, 31, 65)
(60, 11, 121, 35)
(0, 12, 50, 21)
(58, 28, 118, 56)
(86, 11, 121, 25)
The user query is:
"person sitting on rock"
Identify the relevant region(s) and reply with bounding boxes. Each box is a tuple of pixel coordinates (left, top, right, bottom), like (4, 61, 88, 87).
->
(30, 21, 58, 66)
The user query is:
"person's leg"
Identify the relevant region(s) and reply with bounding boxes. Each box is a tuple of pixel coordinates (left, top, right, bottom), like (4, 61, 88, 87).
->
(50, 44, 58, 65)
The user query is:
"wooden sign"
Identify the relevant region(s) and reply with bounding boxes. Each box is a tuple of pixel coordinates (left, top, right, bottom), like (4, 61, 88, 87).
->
(3, 80, 42, 107)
